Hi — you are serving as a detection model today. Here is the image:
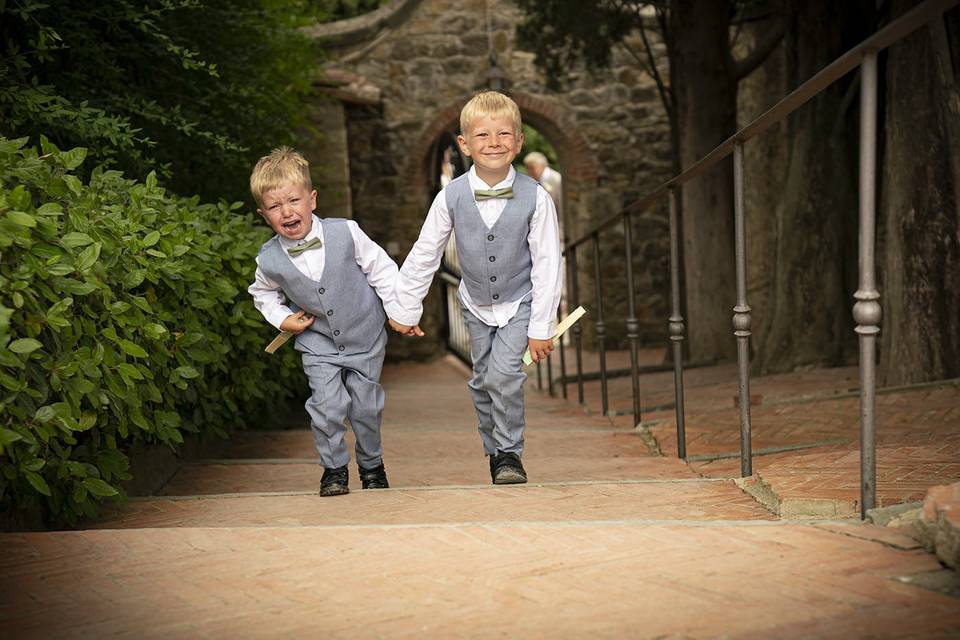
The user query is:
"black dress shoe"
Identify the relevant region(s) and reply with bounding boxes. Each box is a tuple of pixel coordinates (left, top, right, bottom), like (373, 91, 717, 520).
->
(359, 463, 389, 489)
(320, 465, 349, 496)
(492, 451, 527, 485)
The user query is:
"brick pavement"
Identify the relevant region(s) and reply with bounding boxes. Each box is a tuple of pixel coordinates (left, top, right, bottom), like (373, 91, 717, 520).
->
(2, 355, 959, 638)
(558, 349, 960, 517)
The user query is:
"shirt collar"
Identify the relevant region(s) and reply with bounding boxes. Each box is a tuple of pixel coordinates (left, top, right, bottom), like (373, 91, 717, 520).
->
(467, 164, 516, 191)
(278, 214, 322, 249)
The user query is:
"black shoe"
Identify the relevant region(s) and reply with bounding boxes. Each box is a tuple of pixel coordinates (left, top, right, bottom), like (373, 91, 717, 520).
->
(488, 454, 496, 482)
(359, 463, 389, 489)
(492, 451, 527, 485)
(320, 465, 349, 496)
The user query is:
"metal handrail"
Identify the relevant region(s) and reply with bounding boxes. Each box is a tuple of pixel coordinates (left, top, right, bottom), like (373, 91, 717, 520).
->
(560, 0, 960, 519)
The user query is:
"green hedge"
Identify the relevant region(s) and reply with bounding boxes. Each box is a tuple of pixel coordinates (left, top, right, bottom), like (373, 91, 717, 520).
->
(0, 136, 302, 526)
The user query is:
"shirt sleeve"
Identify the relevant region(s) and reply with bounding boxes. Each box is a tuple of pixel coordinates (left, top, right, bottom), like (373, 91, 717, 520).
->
(527, 185, 564, 340)
(248, 256, 294, 330)
(347, 220, 400, 307)
(388, 191, 454, 326)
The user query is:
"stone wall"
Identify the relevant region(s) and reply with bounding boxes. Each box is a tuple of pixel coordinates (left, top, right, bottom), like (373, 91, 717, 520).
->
(309, 0, 674, 359)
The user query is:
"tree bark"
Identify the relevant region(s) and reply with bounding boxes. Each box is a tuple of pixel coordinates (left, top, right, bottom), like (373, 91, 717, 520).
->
(878, 1, 960, 385)
(754, 0, 871, 373)
(672, 0, 739, 362)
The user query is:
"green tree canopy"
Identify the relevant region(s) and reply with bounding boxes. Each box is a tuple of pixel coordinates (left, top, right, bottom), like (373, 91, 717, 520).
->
(0, 0, 320, 203)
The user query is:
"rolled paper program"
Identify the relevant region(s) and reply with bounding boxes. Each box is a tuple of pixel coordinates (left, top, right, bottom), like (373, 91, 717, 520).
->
(522, 306, 587, 366)
(264, 331, 293, 354)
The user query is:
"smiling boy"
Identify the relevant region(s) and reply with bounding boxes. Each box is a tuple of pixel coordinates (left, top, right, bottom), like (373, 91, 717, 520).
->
(387, 91, 563, 484)
(248, 147, 398, 496)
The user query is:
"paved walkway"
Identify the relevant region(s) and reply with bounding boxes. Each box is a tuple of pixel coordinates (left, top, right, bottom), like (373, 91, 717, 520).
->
(2, 356, 959, 638)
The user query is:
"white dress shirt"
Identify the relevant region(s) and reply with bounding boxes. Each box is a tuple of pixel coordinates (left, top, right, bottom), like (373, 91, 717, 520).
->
(248, 215, 399, 330)
(387, 165, 563, 340)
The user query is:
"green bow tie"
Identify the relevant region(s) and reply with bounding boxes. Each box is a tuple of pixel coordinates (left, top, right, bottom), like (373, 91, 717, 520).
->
(287, 237, 323, 256)
(474, 187, 513, 201)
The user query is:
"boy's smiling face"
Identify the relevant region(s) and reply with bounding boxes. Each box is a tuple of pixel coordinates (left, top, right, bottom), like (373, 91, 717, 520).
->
(258, 183, 317, 241)
(457, 114, 524, 186)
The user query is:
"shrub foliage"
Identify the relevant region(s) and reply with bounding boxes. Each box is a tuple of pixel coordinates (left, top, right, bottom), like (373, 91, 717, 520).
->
(0, 137, 302, 526)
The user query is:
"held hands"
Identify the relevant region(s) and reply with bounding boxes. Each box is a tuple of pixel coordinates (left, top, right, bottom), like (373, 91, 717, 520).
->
(389, 318, 425, 337)
(527, 337, 554, 363)
(280, 311, 315, 335)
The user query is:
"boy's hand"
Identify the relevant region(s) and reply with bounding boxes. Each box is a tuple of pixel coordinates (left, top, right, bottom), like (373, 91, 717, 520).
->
(389, 318, 425, 337)
(528, 338, 554, 363)
(280, 311, 315, 334)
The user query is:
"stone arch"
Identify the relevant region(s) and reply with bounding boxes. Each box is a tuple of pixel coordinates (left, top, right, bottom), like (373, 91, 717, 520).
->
(406, 91, 601, 190)
(405, 91, 602, 241)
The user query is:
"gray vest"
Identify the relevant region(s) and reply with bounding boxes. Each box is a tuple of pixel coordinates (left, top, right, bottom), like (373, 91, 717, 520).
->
(258, 219, 385, 356)
(446, 173, 537, 305)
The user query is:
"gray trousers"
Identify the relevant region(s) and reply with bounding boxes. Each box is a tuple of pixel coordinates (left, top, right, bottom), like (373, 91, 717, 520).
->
(461, 300, 530, 456)
(301, 329, 386, 470)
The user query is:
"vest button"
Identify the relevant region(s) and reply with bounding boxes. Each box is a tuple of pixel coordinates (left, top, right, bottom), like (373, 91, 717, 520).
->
(489, 256, 496, 262)
(334, 330, 341, 336)
(487, 234, 494, 241)
(490, 276, 497, 282)
(338, 345, 345, 352)
(318, 288, 325, 294)
(327, 309, 333, 316)
(492, 294, 499, 300)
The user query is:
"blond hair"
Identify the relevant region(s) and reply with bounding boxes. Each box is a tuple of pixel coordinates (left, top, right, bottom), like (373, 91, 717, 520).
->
(249, 146, 312, 206)
(459, 91, 522, 135)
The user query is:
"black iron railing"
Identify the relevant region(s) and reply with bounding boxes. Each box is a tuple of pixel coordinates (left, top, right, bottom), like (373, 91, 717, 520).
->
(554, 0, 960, 519)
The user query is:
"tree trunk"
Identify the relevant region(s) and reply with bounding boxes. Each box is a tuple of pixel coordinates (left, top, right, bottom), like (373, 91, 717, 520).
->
(754, 0, 871, 373)
(878, 1, 960, 385)
(672, 0, 738, 362)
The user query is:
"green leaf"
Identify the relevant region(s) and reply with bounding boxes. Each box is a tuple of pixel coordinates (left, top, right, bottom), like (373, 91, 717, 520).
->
(22, 458, 45, 472)
(175, 365, 200, 379)
(25, 470, 52, 496)
(37, 202, 64, 216)
(61, 232, 94, 248)
(0, 427, 23, 447)
(119, 340, 148, 358)
(82, 477, 118, 497)
(64, 174, 83, 196)
(59, 279, 97, 295)
(6, 211, 37, 227)
(62, 147, 88, 170)
(117, 363, 144, 380)
(142, 231, 161, 247)
(122, 270, 145, 289)
(9, 338, 42, 354)
(75, 243, 102, 271)
(143, 323, 167, 339)
(48, 262, 75, 276)
(78, 412, 98, 431)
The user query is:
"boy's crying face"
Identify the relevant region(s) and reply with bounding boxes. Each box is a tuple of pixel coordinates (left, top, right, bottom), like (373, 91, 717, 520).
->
(258, 183, 317, 240)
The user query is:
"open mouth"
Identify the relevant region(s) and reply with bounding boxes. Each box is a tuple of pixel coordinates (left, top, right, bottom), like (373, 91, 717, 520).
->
(281, 219, 303, 234)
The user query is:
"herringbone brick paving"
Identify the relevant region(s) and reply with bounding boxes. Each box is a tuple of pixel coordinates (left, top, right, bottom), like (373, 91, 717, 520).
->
(562, 349, 960, 515)
(2, 355, 958, 638)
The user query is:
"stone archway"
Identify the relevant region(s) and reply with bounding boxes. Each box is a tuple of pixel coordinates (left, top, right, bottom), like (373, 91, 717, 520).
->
(306, 0, 675, 358)
(405, 91, 602, 238)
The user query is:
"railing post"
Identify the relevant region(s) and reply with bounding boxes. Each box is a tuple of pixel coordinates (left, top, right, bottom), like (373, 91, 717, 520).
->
(592, 233, 609, 416)
(668, 188, 687, 459)
(569, 247, 585, 405)
(855, 50, 880, 519)
(622, 213, 642, 426)
(732, 142, 753, 477)
(547, 345, 555, 397)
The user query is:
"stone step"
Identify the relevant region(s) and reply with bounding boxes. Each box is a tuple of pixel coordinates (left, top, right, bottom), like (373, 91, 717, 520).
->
(918, 482, 960, 570)
(4, 521, 956, 638)
(95, 479, 773, 530)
